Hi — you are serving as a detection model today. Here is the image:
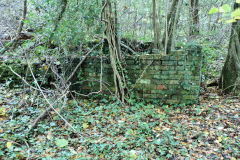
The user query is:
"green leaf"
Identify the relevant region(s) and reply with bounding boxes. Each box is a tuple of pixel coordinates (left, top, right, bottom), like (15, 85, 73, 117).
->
(129, 150, 137, 160)
(218, 18, 226, 23)
(237, 0, 240, 4)
(208, 7, 219, 14)
(220, 4, 231, 13)
(24, 19, 30, 24)
(232, 8, 240, 18)
(225, 19, 237, 23)
(55, 139, 68, 148)
(6, 142, 12, 148)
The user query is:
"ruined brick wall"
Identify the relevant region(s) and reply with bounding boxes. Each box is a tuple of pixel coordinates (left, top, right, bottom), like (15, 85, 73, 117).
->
(0, 46, 202, 104)
(71, 46, 202, 104)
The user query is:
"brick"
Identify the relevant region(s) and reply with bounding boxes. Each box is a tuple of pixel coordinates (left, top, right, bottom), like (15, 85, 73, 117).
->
(157, 84, 168, 90)
(167, 85, 177, 89)
(168, 80, 179, 85)
(176, 66, 185, 70)
(158, 65, 169, 70)
(151, 79, 166, 85)
(166, 99, 180, 104)
(168, 75, 181, 80)
(152, 61, 162, 65)
(139, 79, 151, 84)
(144, 84, 157, 90)
(187, 56, 199, 61)
(147, 70, 159, 75)
(170, 55, 185, 61)
(143, 94, 157, 99)
(168, 71, 178, 75)
(152, 66, 163, 70)
(168, 66, 176, 70)
(153, 75, 161, 79)
(162, 61, 177, 66)
(160, 75, 169, 80)
(178, 61, 186, 65)
(161, 71, 170, 75)
(161, 56, 170, 60)
(151, 90, 166, 94)
(178, 71, 192, 75)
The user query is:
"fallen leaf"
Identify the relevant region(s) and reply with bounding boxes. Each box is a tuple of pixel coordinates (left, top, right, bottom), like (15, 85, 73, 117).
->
(47, 130, 52, 140)
(55, 139, 68, 148)
(6, 142, 12, 148)
(218, 136, 222, 143)
(82, 123, 88, 130)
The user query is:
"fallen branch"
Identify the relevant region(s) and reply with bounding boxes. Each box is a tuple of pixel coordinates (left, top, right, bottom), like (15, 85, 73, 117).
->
(25, 56, 88, 138)
(0, 38, 17, 54)
(8, 66, 51, 93)
(132, 60, 154, 90)
(120, 42, 138, 55)
(24, 141, 30, 160)
(28, 90, 69, 133)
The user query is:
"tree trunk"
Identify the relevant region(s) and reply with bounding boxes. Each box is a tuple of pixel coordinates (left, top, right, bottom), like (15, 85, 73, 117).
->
(49, 0, 68, 43)
(161, 0, 178, 53)
(152, 0, 161, 50)
(171, 0, 182, 50)
(102, 0, 127, 103)
(189, 0, 199, 39)
(219, 3, 240, 95)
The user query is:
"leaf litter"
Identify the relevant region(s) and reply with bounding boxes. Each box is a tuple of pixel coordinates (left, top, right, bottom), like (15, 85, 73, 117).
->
(0, 84, 239, 159)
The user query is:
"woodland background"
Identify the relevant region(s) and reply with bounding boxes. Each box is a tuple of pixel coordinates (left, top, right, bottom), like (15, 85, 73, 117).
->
(0, 0, 239, 159)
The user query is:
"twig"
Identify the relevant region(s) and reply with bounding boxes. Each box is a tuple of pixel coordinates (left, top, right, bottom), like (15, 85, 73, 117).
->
(100, 1, 108, 22)
(132, 60, 154, 90)
(120, 43, 138, 55)
(24, 141, 30, 160)
(25, 56, 87, 138)
(0, 138, 22, 146)
(0, 138, 31, 159)
(72, 56, 103, 97)
(8, 66, 51, 93)
(28, 89, 69, 133)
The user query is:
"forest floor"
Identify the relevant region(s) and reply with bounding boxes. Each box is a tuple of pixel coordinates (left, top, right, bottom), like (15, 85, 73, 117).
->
(0, 84, 239, 159)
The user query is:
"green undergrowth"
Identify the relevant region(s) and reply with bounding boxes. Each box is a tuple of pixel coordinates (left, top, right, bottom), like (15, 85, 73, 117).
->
(0, 84, 239, 159)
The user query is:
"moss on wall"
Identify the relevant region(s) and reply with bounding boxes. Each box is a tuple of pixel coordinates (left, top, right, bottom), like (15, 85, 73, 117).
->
(0, 45, 202, 104)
